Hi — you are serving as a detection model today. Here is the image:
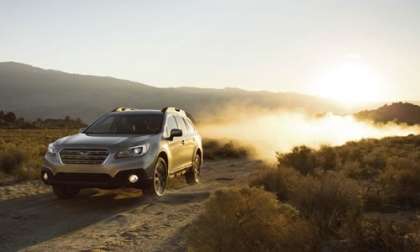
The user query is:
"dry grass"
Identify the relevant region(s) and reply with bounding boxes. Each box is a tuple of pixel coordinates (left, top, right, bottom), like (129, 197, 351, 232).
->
(0, 129, 76, 180)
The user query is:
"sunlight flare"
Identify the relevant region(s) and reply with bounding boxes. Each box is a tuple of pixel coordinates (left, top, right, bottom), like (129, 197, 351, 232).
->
(310, 61, 387, 105)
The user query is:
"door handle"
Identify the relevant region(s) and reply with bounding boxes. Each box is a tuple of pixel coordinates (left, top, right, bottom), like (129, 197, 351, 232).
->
(182, 140, 186, 145)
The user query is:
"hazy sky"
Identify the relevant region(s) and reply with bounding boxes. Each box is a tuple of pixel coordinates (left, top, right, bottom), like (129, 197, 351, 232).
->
(1, 0, 420, 102)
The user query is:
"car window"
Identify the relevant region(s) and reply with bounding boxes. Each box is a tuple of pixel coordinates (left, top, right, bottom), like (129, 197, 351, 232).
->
(175, 116, 188, 134)
(184, 118, 195, 134)
(85, 114, 163, 135)
(89, 116, 114, 133)
(165, 116, 178, 137)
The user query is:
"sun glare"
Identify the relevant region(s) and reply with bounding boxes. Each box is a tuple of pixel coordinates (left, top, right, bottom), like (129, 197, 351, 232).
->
(310, 61, 386, 106)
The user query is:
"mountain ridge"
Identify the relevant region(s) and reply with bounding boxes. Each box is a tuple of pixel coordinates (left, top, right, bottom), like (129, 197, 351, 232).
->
(355, 102, 420, 125)
(0, 62, 342, 123)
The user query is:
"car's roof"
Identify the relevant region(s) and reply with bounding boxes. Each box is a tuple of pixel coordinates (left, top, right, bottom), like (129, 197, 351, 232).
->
(109, 109, 163, 115)
(109, 107, 192, 121)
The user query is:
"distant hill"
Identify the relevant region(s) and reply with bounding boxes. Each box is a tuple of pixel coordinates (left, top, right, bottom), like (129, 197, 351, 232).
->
(0, 110, 86, 129)
(355, 102, 420, 125)
(0, 62, 341, 123)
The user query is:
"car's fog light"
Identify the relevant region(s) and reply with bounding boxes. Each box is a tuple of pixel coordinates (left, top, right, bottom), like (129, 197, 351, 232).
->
(42, 172, 49, 181)
(128, 174, 139, 183)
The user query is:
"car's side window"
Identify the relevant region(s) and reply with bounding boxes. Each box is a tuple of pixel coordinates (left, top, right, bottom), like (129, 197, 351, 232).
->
(175, 116, 188, 135)
(165, 116, 178, 137)
(183, 118, 195, 134)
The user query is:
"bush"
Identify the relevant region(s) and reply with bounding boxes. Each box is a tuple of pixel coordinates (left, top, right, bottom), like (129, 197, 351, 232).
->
(0, 129, 76, 180)
(252, 165, 363, 240)
(277, 146, 317, 175)
(289, 172, 363, 239)
(203, 139, 253, 160)
(316, 145, 338, 172)
(380, 157, 420, 206)
(275, 136, 420, 210)
(0, 148, 26, 174)
(349, 218, 420, 252)
(250, 166, 300, 201)
(361, 185, 387, 211)
(186, 187, 316, 252)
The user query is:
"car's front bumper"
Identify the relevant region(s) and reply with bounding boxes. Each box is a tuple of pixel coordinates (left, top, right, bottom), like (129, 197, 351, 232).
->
(42, 151, 156, 188)
(41, 168, 149, 189)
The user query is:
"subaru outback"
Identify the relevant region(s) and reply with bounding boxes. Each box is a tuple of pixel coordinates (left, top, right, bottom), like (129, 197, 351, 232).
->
(41, 107, 203, 198)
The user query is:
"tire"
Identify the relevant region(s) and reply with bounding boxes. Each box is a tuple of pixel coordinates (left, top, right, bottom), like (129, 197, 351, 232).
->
(143, 157, 168, 197)
(186, 153, 201, 185)
(52, 185, 80, 199)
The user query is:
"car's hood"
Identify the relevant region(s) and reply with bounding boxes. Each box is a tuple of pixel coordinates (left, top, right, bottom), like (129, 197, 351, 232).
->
(55, 133, 154, 150)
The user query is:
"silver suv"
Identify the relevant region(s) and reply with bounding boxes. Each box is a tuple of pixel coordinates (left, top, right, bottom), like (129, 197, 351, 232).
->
(42, 107, 203, 198)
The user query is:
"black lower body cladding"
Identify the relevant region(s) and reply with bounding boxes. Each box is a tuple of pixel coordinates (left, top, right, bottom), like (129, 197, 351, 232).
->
(41, 168, 148, 189)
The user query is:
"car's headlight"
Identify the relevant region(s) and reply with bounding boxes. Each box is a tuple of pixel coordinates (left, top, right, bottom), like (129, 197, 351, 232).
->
(47, 143, 58, 154)
(116, 144, 150, 159)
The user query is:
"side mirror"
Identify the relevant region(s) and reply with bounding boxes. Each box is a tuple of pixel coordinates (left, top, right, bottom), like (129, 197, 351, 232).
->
(169, 128, 182, 140)
(79, 128, 86, 133)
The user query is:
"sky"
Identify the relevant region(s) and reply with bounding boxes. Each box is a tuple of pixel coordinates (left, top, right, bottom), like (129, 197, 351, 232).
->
(1, 0, 420, 103)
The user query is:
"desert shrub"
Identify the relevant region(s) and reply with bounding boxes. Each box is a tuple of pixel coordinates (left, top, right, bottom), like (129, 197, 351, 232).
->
(290, 172, 363, 239)
(186, 187, 316, 252)
(0, 147, 26, 174)
(361, 184, 388, 211)
(250, 166, 300, 201)
(277, 146, 317, 175)
(316, 145, 338, 171)
(0, 129, 76, 180)
(276, 135, 420, 210)
(344, 148, 387, 180)
(203, 139, 253, 160)
(348, 217, 420, 252)
(252, 163, 363, 240)
(341, 160, 364, 179)
(380, 157, 420, 206)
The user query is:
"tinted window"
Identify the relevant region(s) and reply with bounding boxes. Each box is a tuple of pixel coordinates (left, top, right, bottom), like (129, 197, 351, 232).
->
(165, 116, 178, 137)
(85, 114, 163, 134)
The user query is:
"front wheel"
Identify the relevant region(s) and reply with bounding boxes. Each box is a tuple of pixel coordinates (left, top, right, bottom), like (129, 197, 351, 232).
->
(143, 157, 168, 197)
(52, 185, 80, 199)
(186, 153, 201, 185)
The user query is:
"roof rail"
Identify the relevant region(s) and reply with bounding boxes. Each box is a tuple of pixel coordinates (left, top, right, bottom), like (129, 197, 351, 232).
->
(161, 107, 195, 122)
(111, 107, 139, 112)
(161, 106, 183, 113)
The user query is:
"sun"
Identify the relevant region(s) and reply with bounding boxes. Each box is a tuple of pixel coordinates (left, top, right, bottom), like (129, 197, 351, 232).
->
(310, 61, 386, 106)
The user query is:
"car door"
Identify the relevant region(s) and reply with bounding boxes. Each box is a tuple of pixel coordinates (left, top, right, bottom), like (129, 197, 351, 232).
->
(175, 116, 195, 168)
(165, 115, 184, 173)
(181, 117, 196, 164)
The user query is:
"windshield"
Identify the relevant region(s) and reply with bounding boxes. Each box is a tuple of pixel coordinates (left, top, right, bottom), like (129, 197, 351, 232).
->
(85, 113, 163, 135)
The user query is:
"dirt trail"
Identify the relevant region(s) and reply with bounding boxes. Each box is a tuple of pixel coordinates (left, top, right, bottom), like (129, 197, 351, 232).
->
(0, 159, 260, 252)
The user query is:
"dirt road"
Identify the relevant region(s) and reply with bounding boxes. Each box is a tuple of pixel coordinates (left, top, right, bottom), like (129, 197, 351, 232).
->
(0, 159, 260, 252)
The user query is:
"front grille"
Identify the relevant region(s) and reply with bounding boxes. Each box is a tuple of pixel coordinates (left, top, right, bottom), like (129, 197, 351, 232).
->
(59, 148, 109, 164)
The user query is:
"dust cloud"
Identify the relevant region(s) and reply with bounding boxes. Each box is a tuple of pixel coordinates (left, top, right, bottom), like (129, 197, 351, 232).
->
(198, 111, 420, 160)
